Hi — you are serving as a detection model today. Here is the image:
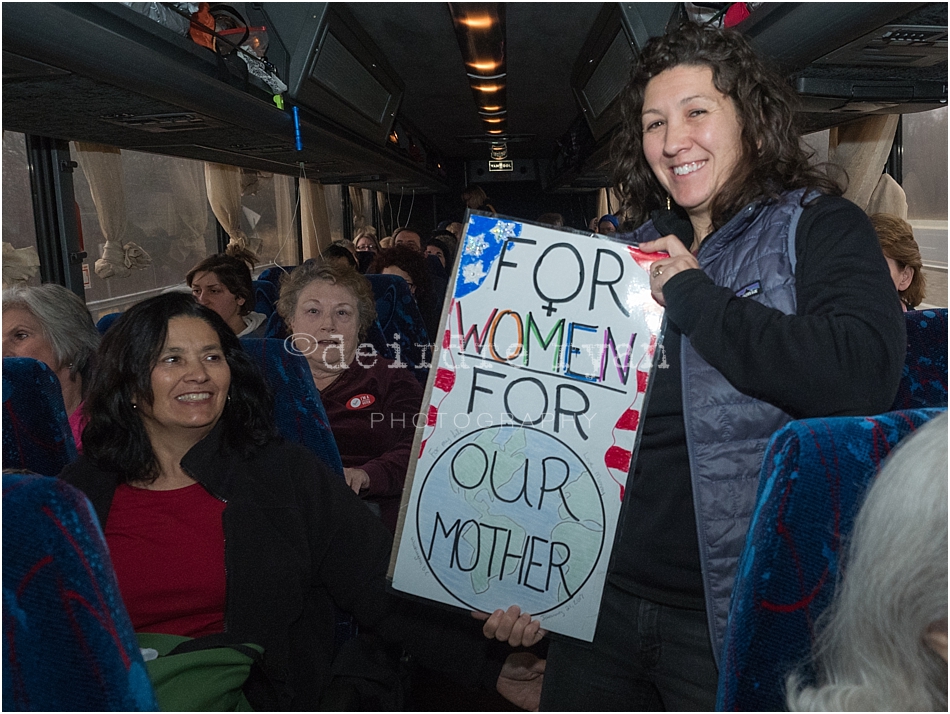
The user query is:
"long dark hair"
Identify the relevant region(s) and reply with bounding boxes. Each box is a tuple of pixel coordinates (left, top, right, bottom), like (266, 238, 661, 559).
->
(613, 22, 842, 231)
(82, 293, 275, 483)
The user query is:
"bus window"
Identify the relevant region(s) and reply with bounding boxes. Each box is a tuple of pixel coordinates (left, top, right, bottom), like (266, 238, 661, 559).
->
(71, 146, 220, 320)
(2, 132, 41, 288)
(902, 107, 948, 308)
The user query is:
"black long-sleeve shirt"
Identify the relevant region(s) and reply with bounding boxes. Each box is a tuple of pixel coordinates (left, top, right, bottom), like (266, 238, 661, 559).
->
(610, 195, 905, 609)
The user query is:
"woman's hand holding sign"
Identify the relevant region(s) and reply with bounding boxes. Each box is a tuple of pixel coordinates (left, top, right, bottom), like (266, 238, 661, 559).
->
(472, 605, 547, 648)
(639, 236, 700, 306)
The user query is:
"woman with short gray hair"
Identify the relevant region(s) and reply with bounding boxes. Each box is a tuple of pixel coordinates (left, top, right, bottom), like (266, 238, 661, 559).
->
(786, 412, 948, 711)
(2, 283, 100, 448)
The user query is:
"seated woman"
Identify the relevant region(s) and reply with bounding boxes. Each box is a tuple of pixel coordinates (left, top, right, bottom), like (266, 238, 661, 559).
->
(369, 245, 445, 340)
(870, 213, 927, 310)
(277, 262, 422, 533)
(186, 246, 266, 337)
(59, 292, 525, 709)
(2, 284, 100, 449)
(787, 412, 947, 711)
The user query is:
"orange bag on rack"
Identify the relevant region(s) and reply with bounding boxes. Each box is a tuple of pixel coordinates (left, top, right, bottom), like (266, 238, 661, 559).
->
(189, 2, 215, 50)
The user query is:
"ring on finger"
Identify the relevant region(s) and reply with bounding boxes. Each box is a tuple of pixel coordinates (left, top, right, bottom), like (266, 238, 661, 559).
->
(652, 266, 663, 278)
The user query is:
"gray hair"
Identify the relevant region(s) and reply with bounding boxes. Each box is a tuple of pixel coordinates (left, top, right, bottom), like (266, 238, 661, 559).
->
(276, 262, 376, 340)
(2, 284, 100, 384)
(786, 412, 948, 711)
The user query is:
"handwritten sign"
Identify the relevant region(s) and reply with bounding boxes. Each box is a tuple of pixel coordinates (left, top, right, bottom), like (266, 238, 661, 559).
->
(390, 213, 664, 641)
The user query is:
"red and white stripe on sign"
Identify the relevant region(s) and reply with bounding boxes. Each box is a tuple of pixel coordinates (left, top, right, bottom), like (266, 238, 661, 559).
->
(419, 302, 458, 457)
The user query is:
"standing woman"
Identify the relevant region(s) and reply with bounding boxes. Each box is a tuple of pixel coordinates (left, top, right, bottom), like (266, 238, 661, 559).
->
(513, 23, 906, 711)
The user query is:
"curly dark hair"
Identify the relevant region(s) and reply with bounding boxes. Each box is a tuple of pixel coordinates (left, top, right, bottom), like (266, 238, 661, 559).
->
(186, 245, 258, 317)
(368, 246, 433, 303)
(613, 22, 842, 231)
(82, 293, 275, 483)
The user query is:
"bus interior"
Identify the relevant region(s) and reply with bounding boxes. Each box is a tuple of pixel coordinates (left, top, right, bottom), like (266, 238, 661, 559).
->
(2, 4, 948, 710)
(2, 2, 947, 317)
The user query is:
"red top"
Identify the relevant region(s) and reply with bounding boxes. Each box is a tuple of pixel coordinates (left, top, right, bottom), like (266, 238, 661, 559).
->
(105, 482, 227, 638)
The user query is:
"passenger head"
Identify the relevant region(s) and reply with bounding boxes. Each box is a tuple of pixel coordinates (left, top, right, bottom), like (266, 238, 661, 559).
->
(379, 236, 394, 249)
(870, 213, 926, 309)
(462, 185, 490, 211)
(537, 213, 564, 228)
(354, 228, 380, 254)
(614, 22, 840, 233)
(2, 284, 100, 411)
(318, 242, 359, 271)
(278, 263, 377, 377)
(597, 215, 619, 234)
(424, 235, 454, 269)
(445, 222, 463, 241)
(186, 246, 257, 334)
(369, 246, 432, 301)
(393, 227, 423, 252)
(82, 292, 274, 483)
(786, 412, 948, 711)
(278, 262, 376, 343)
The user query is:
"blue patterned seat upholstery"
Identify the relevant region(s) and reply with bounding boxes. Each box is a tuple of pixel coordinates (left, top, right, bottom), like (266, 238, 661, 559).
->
(96, 312, 122, 336)
(2, 358, 77, 476)
(239, 338, 344, 476)
(256, 266, 294, 287)
(891, 308, 948, 410)
(365, 273, 431, 385)
(252, 279, 279, 318)
(3, 473, 158, 711)
(716, 407, 947, 711)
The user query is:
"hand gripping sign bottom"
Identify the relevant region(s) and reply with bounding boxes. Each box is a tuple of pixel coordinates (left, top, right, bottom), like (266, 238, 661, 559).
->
(415, 425, 606, 615)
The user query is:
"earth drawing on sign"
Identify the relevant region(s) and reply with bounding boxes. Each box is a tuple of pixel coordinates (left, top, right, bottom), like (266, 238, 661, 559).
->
(415, 425, 606, 614)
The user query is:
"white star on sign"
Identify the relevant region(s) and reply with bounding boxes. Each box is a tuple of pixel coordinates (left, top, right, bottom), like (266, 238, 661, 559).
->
(462, 261, 488, 284)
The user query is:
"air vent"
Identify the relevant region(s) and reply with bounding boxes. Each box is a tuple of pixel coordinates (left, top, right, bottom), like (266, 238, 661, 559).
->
(582, 31, 633, 119)
(311, 31, 392, 124)
(233, 144, 298, 155)
(100, 112, 225, 132)
(817, 25, 948, 68)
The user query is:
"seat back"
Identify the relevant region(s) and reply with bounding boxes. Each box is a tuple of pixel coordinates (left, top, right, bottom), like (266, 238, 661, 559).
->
(256, 265, 294, 287)
(2, 357, 77, 475)
(239, 338, 344, 476)
(96, 311, 123, 336)
(3, 472, 158, 711)
(891, 308, 948, 410)
(364, 273, 431, 385)
(716, 407, 947, 711)
(252, 279, 279, 317)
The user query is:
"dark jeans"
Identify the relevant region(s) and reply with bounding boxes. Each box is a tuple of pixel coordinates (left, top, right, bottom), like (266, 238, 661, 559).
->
(540, 584, 718, 711)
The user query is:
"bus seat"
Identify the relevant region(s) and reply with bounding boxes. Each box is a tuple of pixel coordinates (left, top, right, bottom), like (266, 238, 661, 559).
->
(2, 358, 77, 476)
(252, 279, 278, 318)
(96, 312, 123, 336)
(256, 265, 294, 286)
(264, 309, 289, 340)
(891, 308, 948, 411)
(239, 337, 344, 477)
(3, 472, 158, 711)
(716, 406, 947, 712)
(364, 273, 431, 385)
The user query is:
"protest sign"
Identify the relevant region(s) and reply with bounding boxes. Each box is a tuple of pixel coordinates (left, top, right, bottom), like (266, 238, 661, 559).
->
(390, 212, 664, 642)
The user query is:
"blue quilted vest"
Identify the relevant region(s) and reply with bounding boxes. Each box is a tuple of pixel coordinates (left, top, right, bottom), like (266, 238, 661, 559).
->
(629, 189, 809, 664)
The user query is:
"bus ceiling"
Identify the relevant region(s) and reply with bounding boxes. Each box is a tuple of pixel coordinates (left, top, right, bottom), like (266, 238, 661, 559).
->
(2, 2, 946, 193)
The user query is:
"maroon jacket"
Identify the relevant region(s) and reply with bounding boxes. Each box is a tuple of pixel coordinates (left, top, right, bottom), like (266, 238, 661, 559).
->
(319, 356, 423, 532)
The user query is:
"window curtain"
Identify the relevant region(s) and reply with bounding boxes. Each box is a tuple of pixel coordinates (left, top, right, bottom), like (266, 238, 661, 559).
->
(1, 242, 40, 288)
(829, 115, 901, 214)
(74, 142, 152, 279)
(204, 162, 252, 253)
(273, 174, 298, 265)
(596, 187, 624, 226)
(167, 159, 209, 263)
(349, 186, 366, 232)
(300, 180, 332, 261)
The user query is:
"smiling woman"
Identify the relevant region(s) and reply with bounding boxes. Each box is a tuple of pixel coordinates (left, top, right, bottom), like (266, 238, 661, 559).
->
(59, 291, 526, 708)
(495, 22, 909, 712)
